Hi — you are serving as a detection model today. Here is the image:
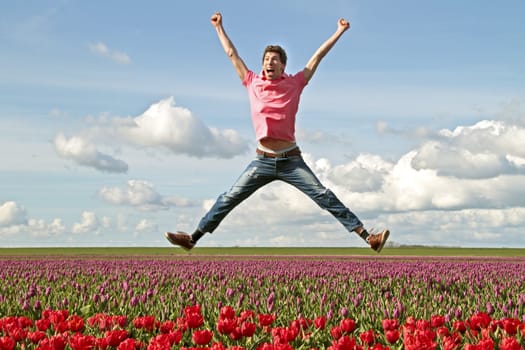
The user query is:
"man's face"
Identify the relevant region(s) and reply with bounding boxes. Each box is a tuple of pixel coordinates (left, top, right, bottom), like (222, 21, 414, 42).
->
(263, 52, 285, 80)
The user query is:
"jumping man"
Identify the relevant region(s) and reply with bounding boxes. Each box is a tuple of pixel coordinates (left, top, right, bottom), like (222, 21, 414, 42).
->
(165, 12, 390, 252)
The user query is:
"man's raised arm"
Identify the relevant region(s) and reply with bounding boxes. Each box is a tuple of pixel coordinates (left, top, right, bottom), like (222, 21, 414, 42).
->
(211, 12, 248, 81)
(303, 18, 350, 83)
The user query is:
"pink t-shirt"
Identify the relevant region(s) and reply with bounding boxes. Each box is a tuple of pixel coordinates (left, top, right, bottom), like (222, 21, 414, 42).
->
(242, 70, 308, 142)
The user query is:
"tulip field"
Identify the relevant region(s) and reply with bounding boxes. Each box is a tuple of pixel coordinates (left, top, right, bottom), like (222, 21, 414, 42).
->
(1, 249, 525, 349)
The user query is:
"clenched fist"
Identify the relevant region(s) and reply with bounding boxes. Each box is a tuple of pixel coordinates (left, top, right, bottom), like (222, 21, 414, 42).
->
(211, 12, 222, 27)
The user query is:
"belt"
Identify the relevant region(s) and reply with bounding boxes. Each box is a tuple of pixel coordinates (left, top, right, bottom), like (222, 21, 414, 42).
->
(256, 147, 301, 158)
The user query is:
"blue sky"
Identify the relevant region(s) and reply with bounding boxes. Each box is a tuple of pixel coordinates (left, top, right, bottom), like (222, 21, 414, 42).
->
(1, 1, 524, 248)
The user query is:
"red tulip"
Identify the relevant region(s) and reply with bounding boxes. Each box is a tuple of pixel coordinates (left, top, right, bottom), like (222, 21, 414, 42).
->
(54, 320, 69, 333)
(0, 336, 15, 350)
(68, 315, 85, 332)
(186, 313, 204, 329)
(211, 342, 227, 350)
(217, 318, 237, 334)
(501, 318, 520, 336)
(403, 330, 438, 350)
(330, 325, 342, 340)
(430, 315, 445, 328)
(168, 329, 183, 345)
(133, 316, 156, 332)
(271, 326, 299, 344)
(340, 318, 356, 334)
(219, 306, 236, 320)
(468, 312, 491, 331)
(431, 327, 446, 339)
(17, 316, 33, 329)
(314, 316, 327, 330)
(329, 335, 356, 350)
(28, 331, 47, 344)
(359, 329, 375, 346)
(36, 318, 51, 332)
(381, 318, 399, 331)
(442, 333, 462, 350)
(95, 337, 108, 350)
(116, 338, 138, 350)
(176, 317, 188, 333)
(239, 310, 255, 322)
(104, 330, 129, 347)
(192, 329, 213, 345)
(385, 329, 400, 344)
(240, 322, 256, 337)
(69, 333, 96, 350)
(6, 325, 26, 342)
(229, 327, 243, 341)
(499, 336, 523, 350)
(148, 334, 171, 350)
(184, 306, 204, 329)
(257, 314, 275, 327)
(256, 343, 274, 350)
(38, 334, 67, 350)
(159, 320, 175, 334)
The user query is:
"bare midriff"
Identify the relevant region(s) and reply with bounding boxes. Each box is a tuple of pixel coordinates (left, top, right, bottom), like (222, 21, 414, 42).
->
(259, 137, 296, 151)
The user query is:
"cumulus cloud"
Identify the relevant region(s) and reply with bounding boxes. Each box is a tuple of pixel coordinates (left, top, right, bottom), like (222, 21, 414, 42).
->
(0, 201, 27, 227)
(379, 207, 525, 247)
(54, 97, 249, 173)
(0, 201, 66, 240)
(115, 97, 249, 158)
(411, 120, 525, 178)
(54, 133, 128, 173)
(0, 219, 66, 239)
(27, 218, 66, 237)
(72, 211, 99, 234)
(99, 179, 194, 211)
(89, 42, 131, 64)
(313, 154, 393, 192)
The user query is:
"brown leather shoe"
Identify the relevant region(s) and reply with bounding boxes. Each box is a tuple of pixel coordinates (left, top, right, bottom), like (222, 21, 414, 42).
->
(165, 231, 195, 251)
(367, 229, 390, 253)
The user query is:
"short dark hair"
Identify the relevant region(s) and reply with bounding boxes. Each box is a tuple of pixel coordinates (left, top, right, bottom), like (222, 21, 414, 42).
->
(262, 45, 287, 65)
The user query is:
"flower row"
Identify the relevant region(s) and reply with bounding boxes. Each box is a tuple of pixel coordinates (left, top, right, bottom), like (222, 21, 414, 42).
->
(1, 305, 524, 350)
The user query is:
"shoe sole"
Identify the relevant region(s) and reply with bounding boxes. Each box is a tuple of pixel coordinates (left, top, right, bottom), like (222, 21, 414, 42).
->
(164, 232, 193, 251)
(375, 230, 390, 253)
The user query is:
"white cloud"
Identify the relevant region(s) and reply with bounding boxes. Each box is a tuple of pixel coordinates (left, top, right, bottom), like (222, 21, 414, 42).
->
(379, 208, 525, 247)
(72, 211, 99, 234)
(27, 218, 66, 238)
(314, 154, 393, 193)
(0, 202, 66, 240)
(89, 42, 131, 64)
(115, 97, 249, 158)
(98, 179, 194, 211)
(53, 97, 250, 173)
(54, 133, 128, 173)
(411, 120, 525, 178)
(0, 201, 27, 227)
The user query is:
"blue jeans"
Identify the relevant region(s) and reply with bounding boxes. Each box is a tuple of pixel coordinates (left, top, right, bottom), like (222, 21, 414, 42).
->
(197, 153, 363, 234)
